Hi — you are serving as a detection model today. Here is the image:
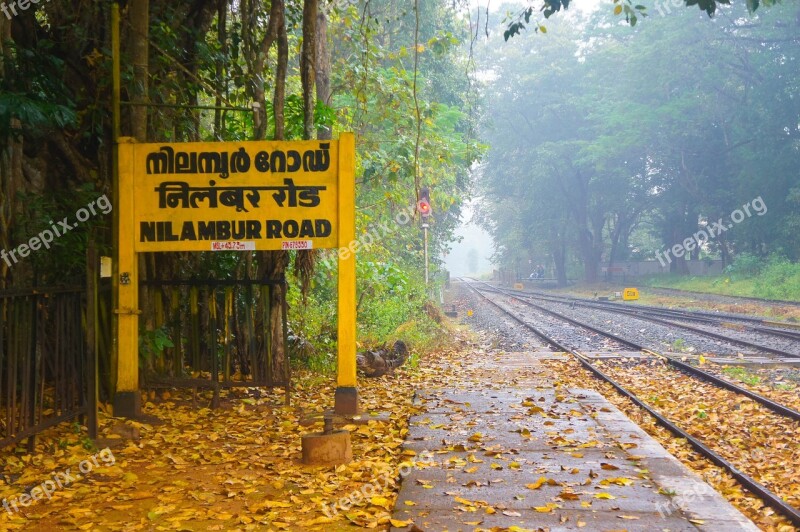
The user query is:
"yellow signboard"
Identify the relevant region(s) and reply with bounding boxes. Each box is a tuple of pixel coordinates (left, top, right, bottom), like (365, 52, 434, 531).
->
(114, 134, 358, 418)
(121, 139, 340, 252)
(622, 287, 640, 301)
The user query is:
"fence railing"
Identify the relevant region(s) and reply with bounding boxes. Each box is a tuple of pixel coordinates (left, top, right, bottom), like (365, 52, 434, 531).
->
(140, 278, 290, 407)
(0, 287, 96, 450)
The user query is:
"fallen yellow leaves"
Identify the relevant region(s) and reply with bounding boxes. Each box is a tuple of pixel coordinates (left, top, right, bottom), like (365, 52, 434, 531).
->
(468, 432, 483, 442)
(601, 476, 635, 487)
(594, 492, 617, 500)
(545, 356, 800, 529)
(0, 339, 444, 531)
(525, 476, 556, 490)
(532, 502, 560, 513)
(558, 490, 580, 501)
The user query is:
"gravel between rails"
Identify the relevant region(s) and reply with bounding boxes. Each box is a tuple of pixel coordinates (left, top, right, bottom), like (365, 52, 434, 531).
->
(481, 292, 633, 352)
(537, 298, 777, 356)
(451, 293, 549, 352)
(662, 317, 800, 355)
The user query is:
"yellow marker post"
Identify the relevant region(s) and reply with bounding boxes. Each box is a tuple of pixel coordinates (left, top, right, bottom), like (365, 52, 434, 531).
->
(622, 288, 640, 301)
(335, 133, 358, 415)
(114, 137, 142, 417)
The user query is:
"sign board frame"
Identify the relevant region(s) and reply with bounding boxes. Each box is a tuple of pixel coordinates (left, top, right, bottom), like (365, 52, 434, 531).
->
(112, 133, 357, 416)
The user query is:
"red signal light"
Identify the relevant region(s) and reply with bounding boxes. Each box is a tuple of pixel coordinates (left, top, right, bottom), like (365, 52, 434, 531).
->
(418, 187, 432, 218)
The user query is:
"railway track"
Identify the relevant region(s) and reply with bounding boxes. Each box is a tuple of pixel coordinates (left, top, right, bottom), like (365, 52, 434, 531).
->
(461, 278, 800, 527)
(504, 284, 800, 327)
(501, 286, 800, 359)
(508, 290, 800, 350)
(469, 280, 800, 420)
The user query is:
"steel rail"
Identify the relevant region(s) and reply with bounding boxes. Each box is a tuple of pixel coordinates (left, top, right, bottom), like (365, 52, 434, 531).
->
(504, 287, 799, 359)
(504, 285, 792, 327)
(461, 279, 800, 527)
(563, 298, 800, 351)
(473, 281, 800, 420)
(522, 291, 800, 342)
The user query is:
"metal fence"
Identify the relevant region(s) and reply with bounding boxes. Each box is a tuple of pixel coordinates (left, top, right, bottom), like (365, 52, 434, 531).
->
(141, 279, 290, 407)
(0, 287, 96, 450)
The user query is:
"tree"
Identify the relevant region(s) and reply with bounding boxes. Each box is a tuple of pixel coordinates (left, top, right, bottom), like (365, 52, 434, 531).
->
(0, 0, 482, 396)
(478, 2, 800, 282)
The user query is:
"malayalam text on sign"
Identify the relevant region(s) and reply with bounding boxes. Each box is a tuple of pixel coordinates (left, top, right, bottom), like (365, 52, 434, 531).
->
(123, 140, 341, 252)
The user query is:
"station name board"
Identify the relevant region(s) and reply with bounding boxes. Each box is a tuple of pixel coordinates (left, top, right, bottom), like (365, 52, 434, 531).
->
(122, 140, 340, 252)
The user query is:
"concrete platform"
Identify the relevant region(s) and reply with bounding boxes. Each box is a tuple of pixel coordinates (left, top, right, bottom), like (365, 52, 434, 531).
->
(391, 351, 758, 531)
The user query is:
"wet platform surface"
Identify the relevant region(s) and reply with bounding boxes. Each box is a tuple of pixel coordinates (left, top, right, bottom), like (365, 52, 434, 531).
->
(391, 350, 757, 531)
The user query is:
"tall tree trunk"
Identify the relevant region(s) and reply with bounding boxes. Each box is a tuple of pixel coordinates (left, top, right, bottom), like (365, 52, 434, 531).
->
(301, 0, 318, 141)
(719, 234, 731, 268)
(130, 0, 149, 141)
(551, 238, 567, 288)
(580, 230, 600, 283)
(295, 0, 320, 297)
(668, 224, 690, 274)
(563, 168, 601, 283)
(273, 0, 287, 140)
(214, 0, 228, 140)
(243, 0, 289, 379)
(315, 6, 332, 141)
(0, 16, 15, 288)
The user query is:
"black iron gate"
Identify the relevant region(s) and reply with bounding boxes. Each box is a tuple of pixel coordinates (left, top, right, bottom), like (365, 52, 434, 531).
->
(0, 286, 97, 450)
(140, 278, 290, 406)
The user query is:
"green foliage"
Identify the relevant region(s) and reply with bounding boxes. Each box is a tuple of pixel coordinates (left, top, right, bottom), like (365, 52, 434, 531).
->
(723, 253, 763, 279)
(287, 255, 445, 372)
(0, 93, 77, 139)
(72, 422, 97, 452)
(722, 366, 761, 387)
(482, 3, 800, 282)
(670, 338, 686, 352)
(753, 257, 800, 300)
(0, 39, 78, 139)
(280, 96, 336, 140)
(3, 0, 478, 371)
(502, 0, 771, 39)
(139, 327, 175, 366)
(643, 254, 800, 302)
(13, 183, 111, 285)
(503, 7, 551, 41)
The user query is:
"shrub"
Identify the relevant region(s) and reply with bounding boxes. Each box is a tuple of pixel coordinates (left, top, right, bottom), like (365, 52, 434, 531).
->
(753, 257, 800, 300)
(723, 252, 763, 279)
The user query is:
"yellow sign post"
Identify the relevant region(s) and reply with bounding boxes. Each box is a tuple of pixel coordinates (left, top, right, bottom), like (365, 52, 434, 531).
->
(334, 133, 358, 414)
(113, 134, 358, 417)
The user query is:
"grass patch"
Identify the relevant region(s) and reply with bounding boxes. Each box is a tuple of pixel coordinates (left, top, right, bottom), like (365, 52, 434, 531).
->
(640, 255, 800, 302)
(721, 366, 761, 386)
